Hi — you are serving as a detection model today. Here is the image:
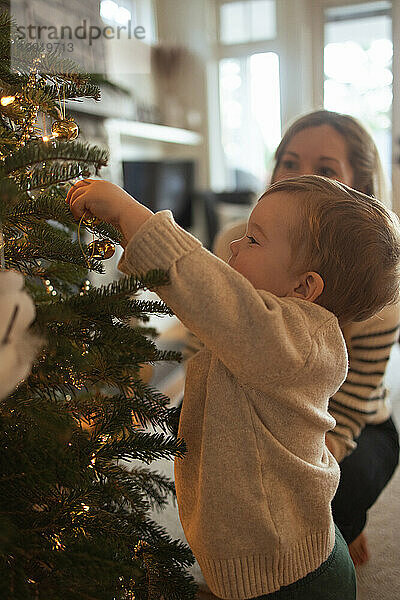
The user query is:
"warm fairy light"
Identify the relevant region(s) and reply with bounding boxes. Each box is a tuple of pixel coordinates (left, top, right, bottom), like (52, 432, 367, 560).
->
(50, 533, 65, 551)
(82, 504, 90, 512)
(1, 95, 15, 106)
(80, 280, 91, 296)
(70, 369, 85, 389)
(42, 277, 58, 296)
(42, 135, 50, 142)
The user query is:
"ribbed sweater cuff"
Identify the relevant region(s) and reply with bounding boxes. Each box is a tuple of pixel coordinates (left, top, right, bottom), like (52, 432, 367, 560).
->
(196, 526, 335, 599)
(118, 210, 201, 276)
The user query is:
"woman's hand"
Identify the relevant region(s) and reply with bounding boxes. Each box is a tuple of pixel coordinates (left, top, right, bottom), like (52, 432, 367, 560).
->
(66, 179, 154, 244)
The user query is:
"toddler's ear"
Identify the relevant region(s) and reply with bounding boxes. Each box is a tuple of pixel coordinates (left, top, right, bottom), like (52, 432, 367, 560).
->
(291, 272, 324, 303)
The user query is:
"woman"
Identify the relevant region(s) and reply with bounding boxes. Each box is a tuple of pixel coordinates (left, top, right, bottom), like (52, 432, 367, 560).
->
(213, 110, 400, 567)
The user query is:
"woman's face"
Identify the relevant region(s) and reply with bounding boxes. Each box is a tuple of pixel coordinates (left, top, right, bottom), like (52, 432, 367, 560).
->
(273, 124, 355, 188)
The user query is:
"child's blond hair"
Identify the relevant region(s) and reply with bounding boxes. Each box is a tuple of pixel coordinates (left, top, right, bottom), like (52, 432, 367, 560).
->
(264, 175, 400, 325)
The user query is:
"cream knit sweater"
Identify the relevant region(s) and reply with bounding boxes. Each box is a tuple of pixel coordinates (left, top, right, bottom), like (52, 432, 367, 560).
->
(119, 211, 348, 599)
(214, 221, 400, 464)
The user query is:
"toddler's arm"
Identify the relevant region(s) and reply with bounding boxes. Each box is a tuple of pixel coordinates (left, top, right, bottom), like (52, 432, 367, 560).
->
(67, 181, 317, 386)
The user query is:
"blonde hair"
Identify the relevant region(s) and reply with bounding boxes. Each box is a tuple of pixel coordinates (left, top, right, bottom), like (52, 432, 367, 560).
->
(270, 110, 390, 207)
(264, 175, 400, 325)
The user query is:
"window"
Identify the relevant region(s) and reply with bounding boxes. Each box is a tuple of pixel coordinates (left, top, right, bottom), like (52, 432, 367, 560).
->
(219, 0, 276, 45)
(100, 0, 157, 44)
(324, 1, 392, 178)
(219, 52, 281, 190)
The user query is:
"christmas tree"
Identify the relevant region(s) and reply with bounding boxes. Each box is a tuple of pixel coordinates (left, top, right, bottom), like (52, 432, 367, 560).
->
(0, 11, 196, 600)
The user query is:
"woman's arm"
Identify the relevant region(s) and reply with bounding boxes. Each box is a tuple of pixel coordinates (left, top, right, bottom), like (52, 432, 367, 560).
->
(326, 301, 400, 462)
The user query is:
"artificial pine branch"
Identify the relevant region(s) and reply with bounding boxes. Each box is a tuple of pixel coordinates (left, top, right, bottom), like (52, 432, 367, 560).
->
(2, 139, 108, 174)
(3, 220, 105, 272)
(94, 431, 186, 463)
(17, 162, 86, 190)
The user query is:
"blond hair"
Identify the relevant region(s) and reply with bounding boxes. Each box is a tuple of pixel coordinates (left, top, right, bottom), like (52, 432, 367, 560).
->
(264, 175, 400, 325)
(270, 110, 390, 207)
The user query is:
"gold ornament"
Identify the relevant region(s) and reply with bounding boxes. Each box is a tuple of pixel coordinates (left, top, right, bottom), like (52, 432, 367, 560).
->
(87, 240, 115, 260)
(51, 118, 79, 141)
(82, 215, 101, 227)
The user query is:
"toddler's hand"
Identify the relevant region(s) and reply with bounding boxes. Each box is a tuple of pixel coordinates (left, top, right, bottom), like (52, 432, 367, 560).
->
(66, 179, 153, 244)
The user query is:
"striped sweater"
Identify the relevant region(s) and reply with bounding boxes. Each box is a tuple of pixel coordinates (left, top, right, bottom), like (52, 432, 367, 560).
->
(327, 303, 400, 462)
(213, 220, 400, 463)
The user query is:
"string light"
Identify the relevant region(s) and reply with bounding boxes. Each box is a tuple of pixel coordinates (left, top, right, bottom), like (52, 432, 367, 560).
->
(50, 533, 65, 551)
(42, 277, 58, 296)
(80, 279, 91, 296)
(1, 95, 15, 106)
(42, 132, 59, 142)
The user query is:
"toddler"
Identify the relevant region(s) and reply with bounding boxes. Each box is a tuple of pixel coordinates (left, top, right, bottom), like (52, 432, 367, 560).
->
(67, 175, 400, 599)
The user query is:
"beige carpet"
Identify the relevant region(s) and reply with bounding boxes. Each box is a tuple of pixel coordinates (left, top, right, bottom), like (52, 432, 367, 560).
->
(149, 341, 400, 599)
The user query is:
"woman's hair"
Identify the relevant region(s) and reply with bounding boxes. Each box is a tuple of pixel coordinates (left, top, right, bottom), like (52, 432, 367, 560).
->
(264, 175, 400, 325)
(270, 110, 390, 207)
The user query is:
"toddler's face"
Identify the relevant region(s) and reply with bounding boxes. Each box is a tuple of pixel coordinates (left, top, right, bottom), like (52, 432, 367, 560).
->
(228, 192, 299, 296)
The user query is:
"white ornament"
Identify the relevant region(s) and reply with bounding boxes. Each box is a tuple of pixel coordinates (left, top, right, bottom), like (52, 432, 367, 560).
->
(0, 270, 38, 401)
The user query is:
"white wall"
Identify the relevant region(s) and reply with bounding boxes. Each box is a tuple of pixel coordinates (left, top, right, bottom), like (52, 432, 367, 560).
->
(154, 0, 214, 189)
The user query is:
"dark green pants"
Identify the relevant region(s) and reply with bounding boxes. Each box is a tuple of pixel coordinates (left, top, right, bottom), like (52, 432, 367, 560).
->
(251, 526, 356, 600)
